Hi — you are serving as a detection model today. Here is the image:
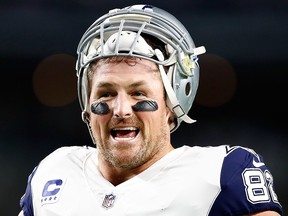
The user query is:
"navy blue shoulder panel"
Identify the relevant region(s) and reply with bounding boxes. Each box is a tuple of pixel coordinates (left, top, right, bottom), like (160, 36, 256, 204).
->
(20, 165, 39, 216)
(209, 146, 282, 216)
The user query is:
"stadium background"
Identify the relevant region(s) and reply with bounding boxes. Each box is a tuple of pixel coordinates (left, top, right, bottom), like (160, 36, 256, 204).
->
(1, 0, 287, 215)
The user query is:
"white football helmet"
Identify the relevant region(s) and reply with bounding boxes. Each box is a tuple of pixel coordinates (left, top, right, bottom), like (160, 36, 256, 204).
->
(76, 4, 206, 132)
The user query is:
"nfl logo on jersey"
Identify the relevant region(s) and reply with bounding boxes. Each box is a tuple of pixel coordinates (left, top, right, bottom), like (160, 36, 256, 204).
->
(102, 194, 116, 209)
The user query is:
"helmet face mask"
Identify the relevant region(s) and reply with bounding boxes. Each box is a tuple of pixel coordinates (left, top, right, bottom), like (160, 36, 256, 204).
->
(76, 4, 205, 132)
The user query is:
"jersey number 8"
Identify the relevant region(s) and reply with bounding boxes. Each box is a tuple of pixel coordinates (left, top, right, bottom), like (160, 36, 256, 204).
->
(242, 168, 279, 204)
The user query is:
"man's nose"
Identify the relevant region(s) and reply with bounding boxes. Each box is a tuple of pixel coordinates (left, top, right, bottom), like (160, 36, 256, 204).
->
(112, 93, 133, 118)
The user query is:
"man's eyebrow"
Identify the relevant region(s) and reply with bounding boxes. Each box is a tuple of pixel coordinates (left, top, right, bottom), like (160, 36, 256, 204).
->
(128, 81, 147, 88)
(96, 82, 114, 88)
(96, 80, 148, 88)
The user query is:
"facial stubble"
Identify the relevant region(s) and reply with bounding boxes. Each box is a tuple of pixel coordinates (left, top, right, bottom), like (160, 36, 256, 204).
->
(96, 112, 169, 169)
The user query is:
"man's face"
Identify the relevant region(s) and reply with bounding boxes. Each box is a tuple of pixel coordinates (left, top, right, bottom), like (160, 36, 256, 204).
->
(89, 58, 173, 169)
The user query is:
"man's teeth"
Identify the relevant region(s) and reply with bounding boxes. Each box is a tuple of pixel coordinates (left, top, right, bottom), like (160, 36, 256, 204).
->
(111, 127, 138, 139)
(113, 127, 137, 131)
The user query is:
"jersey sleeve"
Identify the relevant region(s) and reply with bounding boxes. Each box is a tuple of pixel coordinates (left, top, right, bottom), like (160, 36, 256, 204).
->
(19, 165, 38, 216)
(19, 146, 94, 216)
(209, 146, 283, 216)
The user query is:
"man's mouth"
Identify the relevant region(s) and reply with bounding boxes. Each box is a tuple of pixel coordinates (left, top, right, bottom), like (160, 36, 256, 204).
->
(111, 127, 139, 140)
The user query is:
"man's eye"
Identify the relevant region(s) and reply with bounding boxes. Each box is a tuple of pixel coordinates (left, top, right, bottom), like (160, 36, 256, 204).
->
(100, 93, 111, 98)
(133, 92, 145, 97)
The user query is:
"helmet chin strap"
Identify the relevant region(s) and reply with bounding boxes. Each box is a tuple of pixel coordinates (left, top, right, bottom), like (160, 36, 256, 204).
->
(154, 49, 196, 124)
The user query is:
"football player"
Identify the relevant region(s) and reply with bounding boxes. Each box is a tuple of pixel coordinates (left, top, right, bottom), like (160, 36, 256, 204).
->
(19, 4, 282, 216)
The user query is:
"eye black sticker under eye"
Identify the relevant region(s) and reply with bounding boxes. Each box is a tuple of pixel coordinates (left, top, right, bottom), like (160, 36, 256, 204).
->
(91, 102, 110, 115)
(132, 100, 158, 112)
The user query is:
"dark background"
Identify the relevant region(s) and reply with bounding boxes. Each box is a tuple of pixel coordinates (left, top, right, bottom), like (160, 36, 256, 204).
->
(1, 0, 287, 215)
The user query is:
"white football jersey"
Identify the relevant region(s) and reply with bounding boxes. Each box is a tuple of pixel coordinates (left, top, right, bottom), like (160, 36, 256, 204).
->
(20, 145, 282, 216)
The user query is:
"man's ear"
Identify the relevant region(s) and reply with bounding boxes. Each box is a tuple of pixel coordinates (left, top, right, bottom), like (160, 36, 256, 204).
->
(166, 107, 175, 130)
(82, 111, 91, 124)
(83, 112, 97, 145)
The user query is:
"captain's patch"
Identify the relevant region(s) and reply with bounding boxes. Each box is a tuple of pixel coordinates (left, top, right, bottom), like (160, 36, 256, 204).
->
(41, 178, 65, 205)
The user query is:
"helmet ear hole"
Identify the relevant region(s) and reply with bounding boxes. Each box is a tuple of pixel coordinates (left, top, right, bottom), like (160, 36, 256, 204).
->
(185, 82, 191, 96)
